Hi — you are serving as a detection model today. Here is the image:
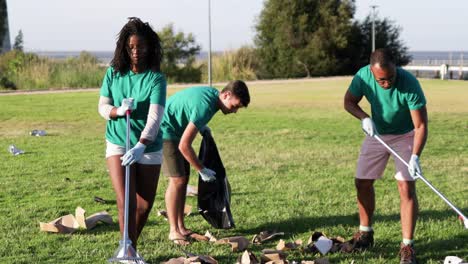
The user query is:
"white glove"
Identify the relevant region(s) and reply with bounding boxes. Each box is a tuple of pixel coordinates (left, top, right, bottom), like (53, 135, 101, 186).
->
(199, 126, 212, 136)
(361, 117, 377, 137)
(408, 154, 422, 178)
(198, 167, 216, 182)
(116, 98, 135, 116)
(121, 142, 146, 166)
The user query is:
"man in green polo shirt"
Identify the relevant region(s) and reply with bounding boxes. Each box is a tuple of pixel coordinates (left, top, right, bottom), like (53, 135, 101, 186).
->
(160, 80, 250, 245)
(344, 48, 428, 264)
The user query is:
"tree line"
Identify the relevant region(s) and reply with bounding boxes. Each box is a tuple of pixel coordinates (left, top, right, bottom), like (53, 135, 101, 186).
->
(0, 0, 411, 89)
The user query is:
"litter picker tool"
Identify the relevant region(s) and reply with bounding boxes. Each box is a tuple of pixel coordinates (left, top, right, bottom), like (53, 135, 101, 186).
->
(373, 134, 468, 229)
(109, 109, 146, 263)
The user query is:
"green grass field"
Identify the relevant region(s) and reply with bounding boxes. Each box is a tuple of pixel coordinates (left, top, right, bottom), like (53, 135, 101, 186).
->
(0, 78, 467, 263)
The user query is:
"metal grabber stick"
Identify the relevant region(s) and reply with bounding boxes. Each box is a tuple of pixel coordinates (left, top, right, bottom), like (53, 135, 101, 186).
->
(373, 134, 468, 229)
(109, 109, 146, 263)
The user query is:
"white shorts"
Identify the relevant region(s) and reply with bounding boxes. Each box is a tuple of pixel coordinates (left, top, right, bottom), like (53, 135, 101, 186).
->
(105, 140, 163, 165)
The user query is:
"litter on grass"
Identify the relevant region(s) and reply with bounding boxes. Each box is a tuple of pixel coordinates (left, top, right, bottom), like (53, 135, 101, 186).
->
(236, 250, 259, 264)
(8, 144, 25, 155)
(444, 256, 466, 264)
(252, 230, 285, 244)
(215, 236, 250, 252)
(39, 206, 112, 234)
(158, 204, 192, 220)
(276, 239, 303, 251)
(30, 130, 47, 136)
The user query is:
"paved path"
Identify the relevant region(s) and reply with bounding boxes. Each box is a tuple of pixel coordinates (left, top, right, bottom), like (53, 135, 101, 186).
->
(0, 76, 351, 96)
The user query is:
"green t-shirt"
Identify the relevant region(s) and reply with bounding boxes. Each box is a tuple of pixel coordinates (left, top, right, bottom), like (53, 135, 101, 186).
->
(100, 67, 167, 152)
(161, 86, 220, 140)
(348, 65, 426, 135)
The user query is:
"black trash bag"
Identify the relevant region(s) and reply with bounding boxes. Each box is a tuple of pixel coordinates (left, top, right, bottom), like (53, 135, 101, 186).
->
(197, 132, 235, 229)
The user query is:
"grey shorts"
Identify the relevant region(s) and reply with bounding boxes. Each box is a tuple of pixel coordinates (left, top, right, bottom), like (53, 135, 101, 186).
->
(162, 140, 190, 177)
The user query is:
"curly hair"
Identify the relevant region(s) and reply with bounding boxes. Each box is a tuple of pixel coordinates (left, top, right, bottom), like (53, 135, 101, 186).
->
(111, 17, 163, 74)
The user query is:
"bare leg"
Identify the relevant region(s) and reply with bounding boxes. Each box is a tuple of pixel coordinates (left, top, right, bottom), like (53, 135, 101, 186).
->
(107, 156, 137, 247)
(165, 176, 189, 244)
(397, 180, 418, 239)
(135, 164, 160, 241)
(356, 179, 375, 227)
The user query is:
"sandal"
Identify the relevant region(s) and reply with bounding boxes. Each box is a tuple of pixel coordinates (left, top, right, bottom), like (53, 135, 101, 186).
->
(170, 237, 190, 246)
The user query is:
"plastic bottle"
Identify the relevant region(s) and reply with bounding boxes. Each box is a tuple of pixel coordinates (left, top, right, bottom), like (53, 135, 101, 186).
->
(30, 130, 47, 136)
(8, 145, 25, 155)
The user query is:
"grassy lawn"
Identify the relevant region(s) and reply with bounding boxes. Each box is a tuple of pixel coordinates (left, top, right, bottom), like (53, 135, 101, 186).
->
(0, 78, 466, 263)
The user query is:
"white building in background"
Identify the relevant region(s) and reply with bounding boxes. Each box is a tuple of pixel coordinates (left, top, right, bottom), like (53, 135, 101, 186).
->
(1, 0, 11, 53)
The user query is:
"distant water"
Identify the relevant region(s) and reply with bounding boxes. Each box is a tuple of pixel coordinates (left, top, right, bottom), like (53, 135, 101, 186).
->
(32, 51, 215, 65)
(409, 51, 467, 66)
(32, 50, 467, 66)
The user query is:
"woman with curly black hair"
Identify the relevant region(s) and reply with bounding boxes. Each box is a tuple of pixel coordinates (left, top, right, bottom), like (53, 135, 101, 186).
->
(98, 17, 166, 249)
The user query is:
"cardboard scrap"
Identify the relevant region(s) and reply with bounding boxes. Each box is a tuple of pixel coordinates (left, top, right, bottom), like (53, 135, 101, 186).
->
(236, 250, 259, 264)
(260, 249, 288, 263)
(162, 255, 218, 264)
(39, 206, 112, 234)
(204, 230, 218, 242)
(264, 261, 287, 264)
(185, 255, 218, 264)
(162, 257, 186, 264)
(158, 204, 193, 220)
(186, 185, 198, 196)
(252, 230, 284, 244)
(215, 236, 250, 252)
(276, 239, 303, 251)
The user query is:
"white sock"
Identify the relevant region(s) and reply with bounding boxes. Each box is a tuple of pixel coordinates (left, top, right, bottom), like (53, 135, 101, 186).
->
(359, 225, 373, 232)
(403, 238, 414, 245)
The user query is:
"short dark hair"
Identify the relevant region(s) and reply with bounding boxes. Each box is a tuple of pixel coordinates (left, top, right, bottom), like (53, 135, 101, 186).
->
(111, 17, 163, 74)
(221, 80, 250, 107)
(370, 48, 395, 69)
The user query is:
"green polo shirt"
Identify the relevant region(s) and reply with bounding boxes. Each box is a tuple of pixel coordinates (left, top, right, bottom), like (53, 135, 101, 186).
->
(161, 86, 219, 140)
(100, 67, 166, 152)
(348, 65, 426, 135)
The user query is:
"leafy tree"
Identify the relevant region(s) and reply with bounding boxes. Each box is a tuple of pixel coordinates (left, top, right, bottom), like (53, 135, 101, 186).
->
(345, 15, 412, 73)
(13, 30, 23, 51)
(158, 23, 202, 83)
(254, 0, 355, 78)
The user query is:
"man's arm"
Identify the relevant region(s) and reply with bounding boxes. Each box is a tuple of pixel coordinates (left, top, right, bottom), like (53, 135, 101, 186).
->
(179, 122, 204, 171)
(410, 106, 428, 156)
(344, 90, 368, 120)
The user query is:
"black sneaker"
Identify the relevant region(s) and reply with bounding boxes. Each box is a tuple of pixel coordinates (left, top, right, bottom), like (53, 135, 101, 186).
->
(341, 230, 374, 253)
(399, 243, 417, 264)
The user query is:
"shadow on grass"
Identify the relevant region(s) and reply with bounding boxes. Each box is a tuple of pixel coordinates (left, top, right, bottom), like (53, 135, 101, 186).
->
(235, 208, 467, 234)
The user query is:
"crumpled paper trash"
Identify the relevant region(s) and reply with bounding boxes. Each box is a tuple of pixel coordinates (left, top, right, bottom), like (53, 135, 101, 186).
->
(39, 206, 112, 234)
(305, 231, 345, 254)
(444, 256, 466, 264)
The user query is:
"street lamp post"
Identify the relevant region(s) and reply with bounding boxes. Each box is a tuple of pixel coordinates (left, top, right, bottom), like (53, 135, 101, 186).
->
(371, 5, 378, 52)
(207, 0, 212, 87)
